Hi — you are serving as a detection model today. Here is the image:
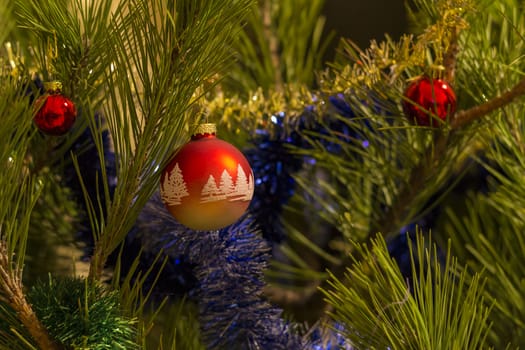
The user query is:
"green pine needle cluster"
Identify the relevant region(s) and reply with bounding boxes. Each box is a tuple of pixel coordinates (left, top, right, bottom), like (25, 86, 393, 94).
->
(26, 170, 82, 282)
(226, 0, 331, 93)
(80, 0, 254, 280)
(440, 114, 525, 347)
(28, 276, 138, 350)
(322, 233, 492, 350)
(0, 303, 34, 350)
(2, 0, 525, 348)
(0, 73, 38, 275)
(1, 0, 255, 347)
(208, 1, 525, 347)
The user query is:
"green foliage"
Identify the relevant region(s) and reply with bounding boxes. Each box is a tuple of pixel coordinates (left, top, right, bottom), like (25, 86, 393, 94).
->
(28, 275, 138, 349)
(3, 0, 525, 348)
(432, 2, 525, 346)
(443, 193, 525, 349)
(456, 0, 525, 109)
(440, 113, 525, 348)
(322, 232, 492, 350)
(14, 0, 117, 101)
(145, 300, 205, 350)
(0, 303, 36, 350)
(83, 0, 254, 278)
(224, 0, 332, 94)
(0, 0, 14, 45)
(25, 170, 82, 284)
(0, 48, 44, 350)
(0, 72, 40, 275)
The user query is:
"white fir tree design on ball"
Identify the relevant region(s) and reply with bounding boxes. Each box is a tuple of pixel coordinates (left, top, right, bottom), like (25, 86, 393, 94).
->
(162, 162, 253, 205)
(246, 173, 254, 200)
(200, 163, 254, 203)
(161, 163, 189, 206)
(201, 175, 227, 203)
(232, 164, 250, 200)
(219, 169, 236, 196)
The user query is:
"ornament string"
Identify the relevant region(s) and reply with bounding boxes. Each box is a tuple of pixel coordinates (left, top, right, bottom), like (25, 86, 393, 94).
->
(45, 31, 58, 80)
(4, 42, 18, 76)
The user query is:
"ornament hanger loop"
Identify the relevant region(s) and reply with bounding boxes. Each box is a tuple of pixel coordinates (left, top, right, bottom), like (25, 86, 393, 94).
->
(46, 30, 59, 77)
(428, 64, 445, 80)
(5, 42, 16, 69)
(192, 123, 217, 139)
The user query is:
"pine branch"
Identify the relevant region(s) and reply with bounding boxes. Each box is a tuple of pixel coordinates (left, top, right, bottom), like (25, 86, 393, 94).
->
(322, 232, 492, 349)
(301, 69, 525, 319)
(0, 242, 60, 350)
(263, 0, 282, 91)
(224, 0, 328, 93)
(84, 0, 253, 281)
(443, 28, 459, 83)
(0, 0, 14, 45)
(373, 134, 449, 236)
(451, 76, 525, 129)
(443, 193, 525, 346)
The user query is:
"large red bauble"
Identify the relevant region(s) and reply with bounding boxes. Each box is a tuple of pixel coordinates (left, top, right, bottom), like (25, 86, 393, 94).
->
(402, 76, 456, 127)
(160, 124, 254, 231)
(34, 82, 77, 135)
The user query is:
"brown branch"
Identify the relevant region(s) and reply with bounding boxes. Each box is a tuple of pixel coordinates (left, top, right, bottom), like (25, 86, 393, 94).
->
(293, 135, 452, 321)
(451, 77, 525, 129)
(380, 77, 525, 232)
(373, 136, 448, 237)
(300, 77, 525, 319)
(88, 244, 104, 282)
(263, 0, 282, 91)
(443, 29, 459, 83)
(0, 243, 61, 350)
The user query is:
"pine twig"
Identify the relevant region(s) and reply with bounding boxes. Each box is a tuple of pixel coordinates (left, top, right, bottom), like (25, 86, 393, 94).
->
(263, 0, 282, 91)
(375, 76, 525, 236)
(443, 29, 459, 83)
(89, 243, 109, 282)
(306, 132, 444, 320)
(0, 242, 61, 350)
(377, 134, 450, 236)
(376, 76, 525, 234)
(303, 77, 525, 320)
(451, 76, 525, 129)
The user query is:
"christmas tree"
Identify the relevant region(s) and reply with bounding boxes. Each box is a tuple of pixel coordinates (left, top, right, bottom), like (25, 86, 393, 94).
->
(1, 0, 524, 348)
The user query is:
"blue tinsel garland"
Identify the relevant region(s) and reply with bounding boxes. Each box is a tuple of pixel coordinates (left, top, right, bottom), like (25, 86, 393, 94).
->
(89, 94, 365, 348)
(64, 92, 381, 349)
(133, 193, 306, 349)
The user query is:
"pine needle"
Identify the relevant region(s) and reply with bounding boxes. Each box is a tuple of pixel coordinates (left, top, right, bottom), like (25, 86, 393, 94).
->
(322, 231, 492, 350)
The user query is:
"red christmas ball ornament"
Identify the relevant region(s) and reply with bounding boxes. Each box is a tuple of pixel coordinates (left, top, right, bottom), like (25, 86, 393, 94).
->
(160, 123, 254, 231)
(402, 76, 456, 127)
(34, 81, 77, 135)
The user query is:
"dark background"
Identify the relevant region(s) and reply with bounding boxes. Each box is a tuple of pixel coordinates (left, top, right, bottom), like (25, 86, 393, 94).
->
(323, 0, 407, 61)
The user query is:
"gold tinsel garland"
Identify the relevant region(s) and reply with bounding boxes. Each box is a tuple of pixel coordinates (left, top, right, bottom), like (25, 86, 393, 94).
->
(202, 0, 475, 137)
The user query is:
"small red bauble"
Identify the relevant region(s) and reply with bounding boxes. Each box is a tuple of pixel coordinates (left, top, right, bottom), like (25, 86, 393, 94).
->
(34, 81, 77, 135)
(160, 124, 254, 231)
(402, 76, 456, 127)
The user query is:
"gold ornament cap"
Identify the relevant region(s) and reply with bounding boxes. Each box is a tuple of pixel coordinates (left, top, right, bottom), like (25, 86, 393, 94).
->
(192, 123, 217, 139)
(43, 81, 62, 94)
